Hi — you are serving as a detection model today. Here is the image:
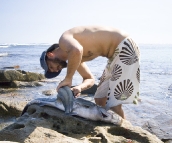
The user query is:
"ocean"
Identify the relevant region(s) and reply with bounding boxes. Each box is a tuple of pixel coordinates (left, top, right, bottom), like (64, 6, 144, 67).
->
(0, 44, 172, 137)
(1, 44, 172, 98)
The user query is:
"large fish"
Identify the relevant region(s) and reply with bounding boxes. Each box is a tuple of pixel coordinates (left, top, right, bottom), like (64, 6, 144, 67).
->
(21, 86, 122, 125)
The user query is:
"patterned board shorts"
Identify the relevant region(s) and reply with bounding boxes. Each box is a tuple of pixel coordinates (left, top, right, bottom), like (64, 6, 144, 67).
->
(94, 37, 140, 109)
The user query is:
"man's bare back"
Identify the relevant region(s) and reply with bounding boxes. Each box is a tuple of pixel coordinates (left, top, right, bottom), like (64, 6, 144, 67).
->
(60, 26, 129, 62)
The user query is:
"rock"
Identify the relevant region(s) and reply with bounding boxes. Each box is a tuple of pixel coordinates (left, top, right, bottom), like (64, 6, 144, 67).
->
(0, 104, 163, 143)
(24, 71, 45, 81)
(0, 70, 45, 88)
(0, 70, 24, 82)
(142, 119, 172, 140)
(42, 89, 57, 96)
(0, 95, 27, 116)
(0, 70, 45, 82)
(164, 140, 172, 143)
(3, 65, 20, 69)
(81, 84, 97, 94)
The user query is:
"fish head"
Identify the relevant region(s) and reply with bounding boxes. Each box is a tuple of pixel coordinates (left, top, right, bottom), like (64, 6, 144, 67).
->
(98, 107, 122, 125)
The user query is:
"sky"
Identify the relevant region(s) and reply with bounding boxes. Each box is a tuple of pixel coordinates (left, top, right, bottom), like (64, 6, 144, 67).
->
(0, 0, 172, 44)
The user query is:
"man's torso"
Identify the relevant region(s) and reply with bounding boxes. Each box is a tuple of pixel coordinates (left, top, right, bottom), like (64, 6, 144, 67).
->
(62, 26, 129, 62)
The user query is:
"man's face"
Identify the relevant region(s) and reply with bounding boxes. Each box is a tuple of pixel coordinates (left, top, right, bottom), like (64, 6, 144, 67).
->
(46, 57, 67, 72)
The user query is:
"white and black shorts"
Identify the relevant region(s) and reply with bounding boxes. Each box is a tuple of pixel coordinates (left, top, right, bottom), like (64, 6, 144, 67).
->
(94, 37, 140, 109)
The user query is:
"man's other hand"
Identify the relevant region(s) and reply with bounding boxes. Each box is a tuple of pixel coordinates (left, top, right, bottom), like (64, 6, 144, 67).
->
(71, 85, 81, 97)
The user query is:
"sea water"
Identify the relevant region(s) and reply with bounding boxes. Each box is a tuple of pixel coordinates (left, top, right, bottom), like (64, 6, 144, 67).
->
(0, 44, 172, 131)
(0, 44, 172, 98)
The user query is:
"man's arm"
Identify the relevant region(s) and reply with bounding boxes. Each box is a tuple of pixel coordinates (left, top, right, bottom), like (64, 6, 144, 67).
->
(71, 62, 95, 97)
(56, 33, 83, 91)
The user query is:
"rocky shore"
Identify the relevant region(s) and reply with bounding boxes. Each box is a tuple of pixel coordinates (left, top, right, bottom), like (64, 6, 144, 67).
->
(0, 70, 171, 143)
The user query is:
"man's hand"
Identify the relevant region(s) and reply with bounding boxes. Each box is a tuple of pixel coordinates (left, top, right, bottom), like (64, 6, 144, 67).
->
(56, 78, 72, 91)
(71, 86, 82, 97)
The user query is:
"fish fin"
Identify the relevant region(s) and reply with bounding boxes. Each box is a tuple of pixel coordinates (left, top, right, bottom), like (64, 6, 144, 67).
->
(98, 107, 110, 118)
(63, 86, 74, 113)
(58, 87, 73, 114)
(58, 86, 74, 113)
(57, 88, 68, 111)
(21, 105, 29, 116)
(72, 114, 89, 121)
(101, 112, 108, 118)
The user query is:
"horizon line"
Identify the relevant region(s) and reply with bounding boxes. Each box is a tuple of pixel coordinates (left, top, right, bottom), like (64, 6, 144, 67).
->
(0, 42, 172, 46)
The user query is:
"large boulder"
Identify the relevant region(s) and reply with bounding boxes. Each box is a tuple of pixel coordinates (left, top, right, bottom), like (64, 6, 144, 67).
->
(0, 93, 28, 116)
(0, 70, 45, 82)
(0, 104, 163, 143)
(0, 70, 45, 88)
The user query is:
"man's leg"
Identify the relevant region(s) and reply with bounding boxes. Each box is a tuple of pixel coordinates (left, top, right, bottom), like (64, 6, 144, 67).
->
(95, 98, 125, 119)
(110, 104, 125, 119)
(95, 97, 107, 107)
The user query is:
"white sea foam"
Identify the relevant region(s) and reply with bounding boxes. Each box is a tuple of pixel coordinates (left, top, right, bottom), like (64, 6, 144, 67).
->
(0, 43, 50, 48)
(0, 53, 8, 57)
(0, 45, 9, 48)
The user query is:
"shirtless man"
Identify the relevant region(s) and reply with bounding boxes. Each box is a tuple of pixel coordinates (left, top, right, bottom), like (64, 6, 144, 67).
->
(40, 26, 140, 118)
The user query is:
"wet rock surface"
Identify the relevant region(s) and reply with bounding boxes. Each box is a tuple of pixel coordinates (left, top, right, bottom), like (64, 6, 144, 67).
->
(0, 79, 171, 142)
(0, 104, 163, 143)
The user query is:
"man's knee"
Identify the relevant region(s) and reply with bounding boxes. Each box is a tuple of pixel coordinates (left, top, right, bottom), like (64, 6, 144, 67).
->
(110, 104, 125, 118)
(94, 97, 107, 107)
(111, 104, 122, 111)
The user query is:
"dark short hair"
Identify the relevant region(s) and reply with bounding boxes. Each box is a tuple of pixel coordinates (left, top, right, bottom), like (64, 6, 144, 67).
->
(47, 43, 59, 52)
(45, 43, 59, 60)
